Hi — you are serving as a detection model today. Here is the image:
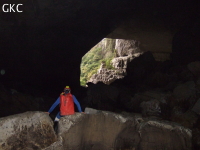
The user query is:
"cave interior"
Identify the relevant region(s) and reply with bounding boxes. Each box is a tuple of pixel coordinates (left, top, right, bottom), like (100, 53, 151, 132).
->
(0, 0, 200, 119)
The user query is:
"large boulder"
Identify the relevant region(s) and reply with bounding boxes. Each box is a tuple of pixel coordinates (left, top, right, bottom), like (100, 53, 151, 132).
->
(45, 111, 192, 150)
(124, 90, 171, 116)
(170, 110, 199, 129)
(140, 99, 161, 117)
(0, 111, 57, 150)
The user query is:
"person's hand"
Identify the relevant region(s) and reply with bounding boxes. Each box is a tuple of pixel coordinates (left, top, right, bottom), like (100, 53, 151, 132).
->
(45, 112, 50, 115)
(81, 112, 85, 114)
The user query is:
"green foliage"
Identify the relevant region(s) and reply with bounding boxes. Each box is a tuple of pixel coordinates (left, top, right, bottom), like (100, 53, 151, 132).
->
(80, 38, 116, 86)
(104, 58, 114, 69)
(80, 47, 103, 86)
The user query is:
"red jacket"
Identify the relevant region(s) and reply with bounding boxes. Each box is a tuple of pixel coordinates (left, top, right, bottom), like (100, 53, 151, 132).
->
(60, 93, 74, 115)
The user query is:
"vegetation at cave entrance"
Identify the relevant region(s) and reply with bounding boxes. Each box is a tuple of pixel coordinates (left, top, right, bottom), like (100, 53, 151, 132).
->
(80, 38, 116, 86)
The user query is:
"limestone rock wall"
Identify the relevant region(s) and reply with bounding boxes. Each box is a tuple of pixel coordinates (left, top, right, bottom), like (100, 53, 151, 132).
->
(88, 39, 142, 85)
(115, 39, 141, 57)
(94, 38, 116, 57)
(88, 67, 125, 85)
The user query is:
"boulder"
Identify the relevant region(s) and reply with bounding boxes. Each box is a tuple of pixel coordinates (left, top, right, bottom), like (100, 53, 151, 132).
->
(187, 61, 200, 77)
(137, 120, 192, 150)
(0, 111, 57, 150)
(125, 91, 171, 116)
(191, 99, 200, 115)
(140, 99, 161, 117)
(179, 67, 194, 82)
(84, 107, 102, 114)
(170, 110, 199, 129)
(173, 81, 196, 100)
(45, 112, 137, 150)
(192, 128, 200, 149)
(45, 111, 192, 150)
(1, 110, 192, 150)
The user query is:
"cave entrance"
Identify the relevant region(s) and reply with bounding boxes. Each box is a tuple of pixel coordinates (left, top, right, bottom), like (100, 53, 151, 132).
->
(80, 38, 144, 86)
(80, 37, 172, 87)
(80, 38, 116, 86)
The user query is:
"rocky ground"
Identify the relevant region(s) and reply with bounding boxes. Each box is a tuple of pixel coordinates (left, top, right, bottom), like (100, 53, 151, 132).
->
(0, 110, 192, 150)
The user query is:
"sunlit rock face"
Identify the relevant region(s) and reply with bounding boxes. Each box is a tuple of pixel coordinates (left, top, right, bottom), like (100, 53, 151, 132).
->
(88, 39, 142, 85)
(88, 66, 125, 85)
(115, 39, 141, 57)
(112, 39, 142, 71)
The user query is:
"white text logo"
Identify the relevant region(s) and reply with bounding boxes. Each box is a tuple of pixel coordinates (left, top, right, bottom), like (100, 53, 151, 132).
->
(2, 4, 23, 13)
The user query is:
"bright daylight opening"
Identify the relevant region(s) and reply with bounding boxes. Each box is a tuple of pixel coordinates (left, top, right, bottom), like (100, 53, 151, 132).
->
(80, 38, 144, 87)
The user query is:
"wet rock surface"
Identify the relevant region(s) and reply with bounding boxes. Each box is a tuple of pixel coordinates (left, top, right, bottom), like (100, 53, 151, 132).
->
(0, 111, 57, 150)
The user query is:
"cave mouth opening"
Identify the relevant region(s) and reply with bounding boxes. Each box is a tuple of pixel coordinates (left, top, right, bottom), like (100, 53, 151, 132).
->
(80, 38, 116, 87)
(80, 37, 172, 87)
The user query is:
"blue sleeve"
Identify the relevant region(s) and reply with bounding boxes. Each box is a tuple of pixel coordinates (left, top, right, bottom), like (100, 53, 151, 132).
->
(73, 95, 82, 112)
(48, 97, 60, 113)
